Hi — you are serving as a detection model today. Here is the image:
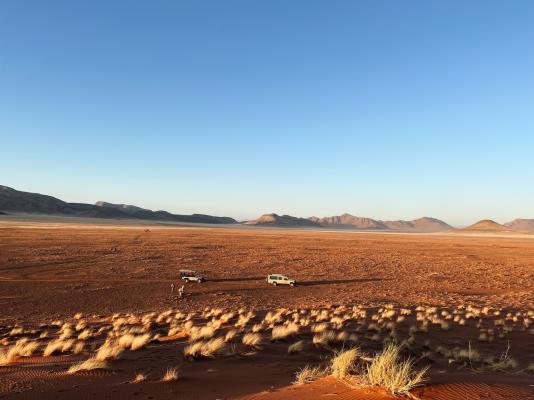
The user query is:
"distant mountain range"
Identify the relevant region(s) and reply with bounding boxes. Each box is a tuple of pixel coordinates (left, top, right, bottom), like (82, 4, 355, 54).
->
(0, 185, 236, 224)
(2, 185, 534, 233)
(246, 213, 453, 232)
(309, 213, 452, 232)
(243, 213, 319, 228)
(504, 219, 534, 232)
(460, 219, 534, 233)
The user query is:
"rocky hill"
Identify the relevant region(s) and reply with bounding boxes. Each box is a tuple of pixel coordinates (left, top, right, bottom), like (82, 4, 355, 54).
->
(0, 186, 236, 224)
(245, 213, 320, 227)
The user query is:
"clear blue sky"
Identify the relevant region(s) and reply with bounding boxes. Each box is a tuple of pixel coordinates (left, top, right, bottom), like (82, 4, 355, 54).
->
(1, 1, 533, 226)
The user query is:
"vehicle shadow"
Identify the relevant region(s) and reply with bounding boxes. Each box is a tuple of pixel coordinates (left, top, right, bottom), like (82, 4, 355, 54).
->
(299, 277, 387, 286)
(208, 276, 265, 282)
(206, 276, 387, 286)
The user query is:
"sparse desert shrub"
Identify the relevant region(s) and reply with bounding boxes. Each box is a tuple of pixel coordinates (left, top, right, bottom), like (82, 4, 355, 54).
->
(95, 341, 124, 361)
(118, 334, 136, 349)
(331, 348, 359, 379)
(288, 340, 305, 354)
(336, 331, 349, 342)
(75, 321, 86, 331)
(68, 357, 107, 374)
(485, 343, 518, 372)
(0, 339, 39, 365)
(486, 356, 518, 372)
(220, 312, 235, 323)
(131, 334, 151, 351)
(72, 342, 85, 354)
(367, 323, 380, 332)
(363, 344, 428, 397)
(9, 327, 24, 336)
(78, 329, 92, 341)
(183, 341, 204, 358)
(43, 339, 74, 357)
(370, 334, 381, 342)
(453, 344, 481, 365)
(435, 346, 451, 358)
(242, 333, 262, 349)
(184, 338, 227, 358)
(293, 364, 325, 385)
(189, 326, 216, 342)
(311, 323, 328, 333)
(132, 372, 147, 383)
(251, 323, 265, 333)
(313, 331, 337, 347)
(167, 326, 183, 337)
(224, 330, 237, 342)
(271, 323, 299, 341)
(201, 338, 227, 357)
(330, 316, 345, 329)
(161, 367, 180, 382)
(235, 313, 254, 329)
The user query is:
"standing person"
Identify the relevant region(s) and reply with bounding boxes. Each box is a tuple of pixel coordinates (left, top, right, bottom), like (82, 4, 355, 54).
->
(178, 285, 185, 298)
(171, 282, 175, 295)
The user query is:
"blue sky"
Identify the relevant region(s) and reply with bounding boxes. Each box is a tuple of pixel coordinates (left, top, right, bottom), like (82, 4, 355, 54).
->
(1, 1, 533, 225)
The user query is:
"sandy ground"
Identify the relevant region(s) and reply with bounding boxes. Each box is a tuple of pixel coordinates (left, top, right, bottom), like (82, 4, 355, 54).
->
(1, 221, 534, 399)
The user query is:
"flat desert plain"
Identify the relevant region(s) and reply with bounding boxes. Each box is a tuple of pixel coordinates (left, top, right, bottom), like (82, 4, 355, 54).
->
(1, 222, 534, 399)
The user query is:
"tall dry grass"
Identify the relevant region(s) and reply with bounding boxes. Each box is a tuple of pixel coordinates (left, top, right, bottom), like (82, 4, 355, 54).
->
(362, 344, 428, 396)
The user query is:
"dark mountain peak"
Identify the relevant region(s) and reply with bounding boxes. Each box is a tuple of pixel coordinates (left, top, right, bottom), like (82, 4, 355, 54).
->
(0, 186, 236, 225)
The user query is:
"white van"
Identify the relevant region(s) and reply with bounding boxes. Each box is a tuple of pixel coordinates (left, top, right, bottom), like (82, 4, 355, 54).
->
(266, 274, 296, 287)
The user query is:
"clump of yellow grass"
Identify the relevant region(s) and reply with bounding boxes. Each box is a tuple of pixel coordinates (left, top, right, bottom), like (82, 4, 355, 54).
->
(271, 323, 299, 341)
(331, 348, 359, 379)
(161, 367, 180, 382)
(242, 333, 262, 349)
(0, 339, 39, 365)
(362, 343, 428, 397)
(67, 357, 108, 374)
(293, 365, 326, 385)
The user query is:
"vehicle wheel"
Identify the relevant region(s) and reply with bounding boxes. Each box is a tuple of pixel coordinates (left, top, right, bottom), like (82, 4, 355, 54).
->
(273, 282, 277, 286)
(290, 282, 295, 287)
(184, 278, 189, 283)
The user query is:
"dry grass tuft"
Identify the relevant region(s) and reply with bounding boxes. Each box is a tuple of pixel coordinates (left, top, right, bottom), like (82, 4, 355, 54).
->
(131, 372, 147, 383)
(95, 341, 125, 361)
(184, 337, 227, 358)
(0, 339, 39, 365)
(271, 323, 299, 341)
(72, 342, 85, 354)
(67, 357, 107, 374)
(312, 330, 337, 347)
(331, 348, 359, 379)
(77, 329, 92, 341)
(288, 340, 305, 354)
(224, 329, 238, 342)
(131, 334, 151, 351)
(293, 364, 325, 385)
(161, 367, 180, 382)
(242, 333, 262, 349)
(362, 343, 428, 396)
(189, 326, 216, 342)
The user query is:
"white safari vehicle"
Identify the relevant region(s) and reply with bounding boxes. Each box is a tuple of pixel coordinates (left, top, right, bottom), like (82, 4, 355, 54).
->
(266, 274, 296, 287)
(179, 269, 205, 283)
